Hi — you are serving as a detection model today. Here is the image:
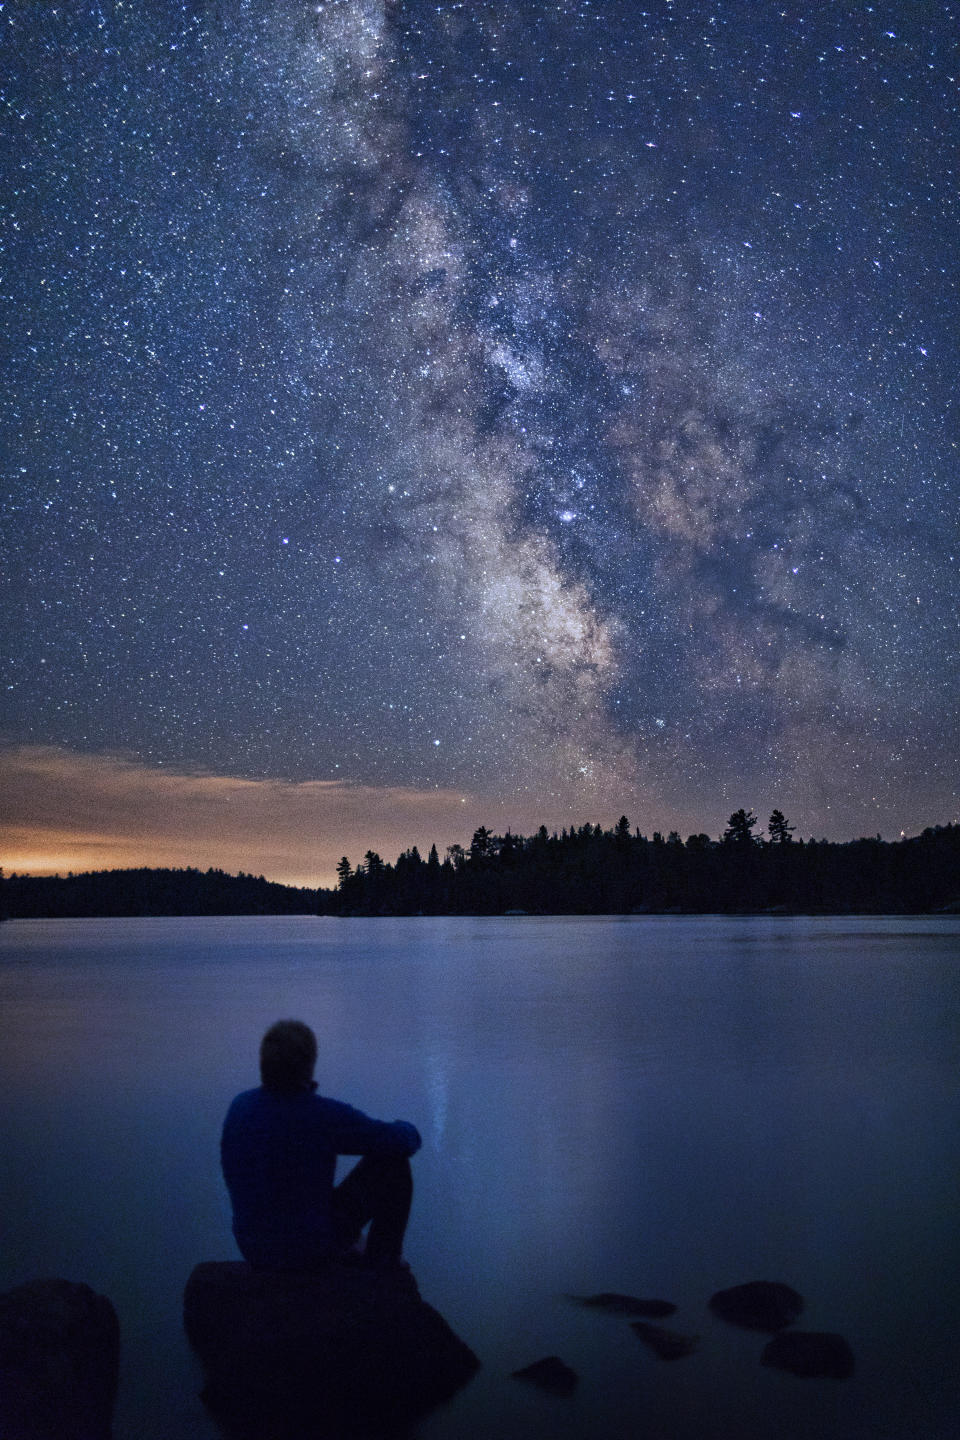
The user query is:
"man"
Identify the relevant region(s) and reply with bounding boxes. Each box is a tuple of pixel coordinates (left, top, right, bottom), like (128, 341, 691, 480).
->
(221, 1019, 421, 1271)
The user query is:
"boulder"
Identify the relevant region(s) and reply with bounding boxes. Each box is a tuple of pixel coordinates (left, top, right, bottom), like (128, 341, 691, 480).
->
(511, 1355, 578, 1395)
(0, 1278, 119, 1440)
(708, 1281, 803, 1332)
(630, 1320, 699, 1361)
(184, 1260, 479, 1437)
(761, 1330, 855, 1379)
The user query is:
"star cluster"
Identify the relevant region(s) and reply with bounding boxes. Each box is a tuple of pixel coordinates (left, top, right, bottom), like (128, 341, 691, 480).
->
(2, 0, 958, 854)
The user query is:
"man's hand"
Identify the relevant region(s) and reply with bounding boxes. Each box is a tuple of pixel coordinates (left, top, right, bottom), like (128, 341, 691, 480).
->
(392, 1120, 422, 1155)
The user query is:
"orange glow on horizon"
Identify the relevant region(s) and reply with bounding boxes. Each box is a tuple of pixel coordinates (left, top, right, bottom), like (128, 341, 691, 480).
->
(0, 746, 496, 891)
(0, 744, 707, 891)
(0, 837, 326, 891)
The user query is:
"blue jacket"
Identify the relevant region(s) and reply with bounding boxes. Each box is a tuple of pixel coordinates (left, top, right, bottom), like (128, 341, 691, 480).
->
(221, 1086, 421, 1268)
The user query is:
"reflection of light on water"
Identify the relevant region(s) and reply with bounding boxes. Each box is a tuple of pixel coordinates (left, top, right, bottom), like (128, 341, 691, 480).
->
(416, 930, 465, 1152)
(425, 1047, 448, 1150)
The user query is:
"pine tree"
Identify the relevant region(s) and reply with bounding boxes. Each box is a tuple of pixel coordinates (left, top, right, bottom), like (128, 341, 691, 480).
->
(768, 809, 796, 844)
(723, 809, 758, 845)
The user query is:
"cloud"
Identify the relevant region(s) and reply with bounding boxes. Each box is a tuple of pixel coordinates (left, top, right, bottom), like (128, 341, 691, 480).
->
(0, 746, 482, 889)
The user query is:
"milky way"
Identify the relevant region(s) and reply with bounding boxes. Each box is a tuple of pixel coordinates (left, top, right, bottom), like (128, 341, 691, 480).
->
(2, 0, 958, 853)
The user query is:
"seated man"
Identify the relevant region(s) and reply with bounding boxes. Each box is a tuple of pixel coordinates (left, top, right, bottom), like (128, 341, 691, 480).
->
(221, 1019, 421, 1271)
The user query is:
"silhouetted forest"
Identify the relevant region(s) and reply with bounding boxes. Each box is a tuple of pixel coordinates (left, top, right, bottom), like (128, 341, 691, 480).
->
(0, 867, 316, 919)
(2, 815, 958, 919)
(322, 813, 960, 917)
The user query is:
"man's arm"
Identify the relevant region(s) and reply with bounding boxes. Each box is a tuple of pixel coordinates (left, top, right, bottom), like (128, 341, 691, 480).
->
(317, 1095, 422, 1157)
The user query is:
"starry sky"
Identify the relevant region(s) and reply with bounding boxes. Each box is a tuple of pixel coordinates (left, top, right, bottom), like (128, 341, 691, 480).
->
(2, 0, 958, 886)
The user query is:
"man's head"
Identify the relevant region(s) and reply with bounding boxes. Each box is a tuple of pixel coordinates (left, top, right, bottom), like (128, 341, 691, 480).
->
(259, 1019, 318, 1094)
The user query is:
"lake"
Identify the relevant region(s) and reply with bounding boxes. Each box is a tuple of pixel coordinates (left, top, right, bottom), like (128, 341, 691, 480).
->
(0, 914, 957, 1439)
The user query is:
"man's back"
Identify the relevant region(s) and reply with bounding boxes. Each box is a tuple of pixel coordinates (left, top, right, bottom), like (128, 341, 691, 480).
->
(221, 1084, 420, 1269)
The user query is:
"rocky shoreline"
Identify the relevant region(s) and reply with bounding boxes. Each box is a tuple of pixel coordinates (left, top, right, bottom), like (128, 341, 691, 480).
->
(1, 1269, 856, 1438)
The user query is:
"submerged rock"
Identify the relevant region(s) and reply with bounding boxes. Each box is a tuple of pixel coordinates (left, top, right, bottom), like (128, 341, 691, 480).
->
(708, 1281, 803, 1332)
(630, 1320, 699, 1361)
(568, 1291, 676, 1317)
(0, 1277, 119, 1440)
(184, 1260, 479, 1438)
(511, 1355, 578, 1395)
(761, 1330, 855, 1379)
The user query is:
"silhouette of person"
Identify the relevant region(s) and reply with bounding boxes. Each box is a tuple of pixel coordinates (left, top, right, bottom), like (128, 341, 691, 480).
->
(221, 1019, 421, 1270)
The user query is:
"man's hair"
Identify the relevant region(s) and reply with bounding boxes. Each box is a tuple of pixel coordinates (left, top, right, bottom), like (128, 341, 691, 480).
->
(259, 1019, 317, 1093)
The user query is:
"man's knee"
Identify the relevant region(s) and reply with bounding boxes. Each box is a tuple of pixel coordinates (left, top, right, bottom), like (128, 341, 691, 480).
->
(363, 1153, 413, 1204)
(376, 1154, 412, 1178)
(336, 1153, 411, 1207)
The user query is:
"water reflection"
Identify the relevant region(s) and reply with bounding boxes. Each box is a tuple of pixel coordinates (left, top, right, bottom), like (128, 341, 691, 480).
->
(0, 915, 958, 1440)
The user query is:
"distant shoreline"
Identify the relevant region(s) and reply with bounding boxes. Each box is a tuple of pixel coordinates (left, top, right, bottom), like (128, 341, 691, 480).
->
(4, 906, 959, 921)
(3, 821, 959, 920)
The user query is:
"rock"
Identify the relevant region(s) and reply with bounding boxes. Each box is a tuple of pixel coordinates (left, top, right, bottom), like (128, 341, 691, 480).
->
(630, 1321, 699, 1361)
(567, 1292, 676, 1317)
(708, 1281, 803, 1332)
(761, 1331, 855, 1379)
(0, 1278, 119, 1440)
(184, 1260, 479, 1437)
(511, 1355, 578, 1395)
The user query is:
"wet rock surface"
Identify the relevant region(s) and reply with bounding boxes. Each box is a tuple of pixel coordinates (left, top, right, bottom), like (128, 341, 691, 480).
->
(568, 1291, 676, 1317)
(0, 1277, 119, 1440)
(761, 1330, 855, 1379)
(557, 1275, 854, 1391)
(630, 1320, 699, 1361)
(708, 1281, 804, 1332)
(511, 1355, 578, 1395)
(184, 1260, 479, 1438)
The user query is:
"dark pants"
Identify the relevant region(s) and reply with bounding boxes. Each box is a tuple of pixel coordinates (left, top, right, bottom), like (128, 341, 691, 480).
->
(329, 1154, 413, 1263)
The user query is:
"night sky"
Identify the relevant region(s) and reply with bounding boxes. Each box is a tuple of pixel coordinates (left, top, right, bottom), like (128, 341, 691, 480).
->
(2, 0, 958, 885)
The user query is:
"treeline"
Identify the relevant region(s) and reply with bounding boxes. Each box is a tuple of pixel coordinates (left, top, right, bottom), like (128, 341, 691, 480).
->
(1, 867, 317, 919)
(3, 815, 958, 920)
(322, 812, 960, 917)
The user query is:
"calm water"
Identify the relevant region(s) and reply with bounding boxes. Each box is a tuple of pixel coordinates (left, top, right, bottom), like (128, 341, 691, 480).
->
(0, 915, 957, 1440)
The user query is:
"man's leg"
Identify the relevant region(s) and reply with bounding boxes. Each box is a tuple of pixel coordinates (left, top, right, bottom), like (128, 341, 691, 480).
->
(331, 1155, 413, 1264)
